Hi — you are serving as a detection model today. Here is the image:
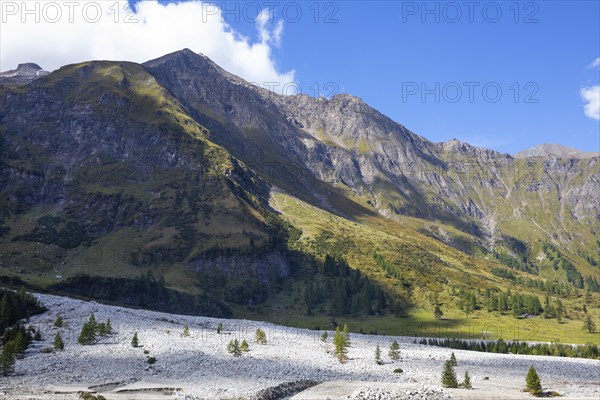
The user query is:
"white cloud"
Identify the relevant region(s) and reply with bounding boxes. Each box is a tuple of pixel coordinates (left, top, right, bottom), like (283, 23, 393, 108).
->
(0, 1, 295, 92)
(256, 8, 284, 47)
(587, 57, 600, 69)
(581, 85, 600, 121)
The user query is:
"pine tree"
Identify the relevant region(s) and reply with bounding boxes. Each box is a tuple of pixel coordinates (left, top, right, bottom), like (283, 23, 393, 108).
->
(441, 360, 458, 388)
(241, 339, 249, 352)
(78, 314, 99, 345)
(333, 326, 348, 363)
(78, 323, 91, 345)
(343, 323, 351, 347)
(434, 304, 443, 320)
(54, 316, 63, 327)
(0, 342, 15, 376)
(256, 328, 267, 344)
(217, 322, 223, 334)
(525, 365, 542, 396)
(106, 319, 112, 334)
(53, 332, 64, 351)
(183, 324, 190, 337)
(13, 329, 28, 353)
(97, 322, 107, 337)
(388, 340, 401, 361)
(227, 339, 242, 356)
(87, 313, 97, 332)
(33, 329, 42, 341)
(462, 371, 472, 389)
(131, 332, 139, 348)
(583, 315, 596, 333)
(375, 344, 382, 365)
(450, 351, 457, 366)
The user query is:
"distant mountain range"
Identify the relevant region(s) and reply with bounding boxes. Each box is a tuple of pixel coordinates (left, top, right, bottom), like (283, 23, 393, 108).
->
(1, 50, 598, 335)
(515, 143, 599, 159)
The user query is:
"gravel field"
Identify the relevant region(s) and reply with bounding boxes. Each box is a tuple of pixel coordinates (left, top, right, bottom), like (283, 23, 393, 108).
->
(2, 293, 598, 399)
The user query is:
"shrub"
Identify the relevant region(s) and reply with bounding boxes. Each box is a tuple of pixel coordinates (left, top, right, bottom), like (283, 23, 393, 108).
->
(393, 367, 403, 374)
(78, 392, 107, 400)
(321, 331, 328, 342)
(147, 356, 157, 364)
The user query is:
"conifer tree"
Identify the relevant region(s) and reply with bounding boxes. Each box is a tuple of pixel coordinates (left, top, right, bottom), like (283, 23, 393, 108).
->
(388, 340, 401, 361)
(227, 339, 242, 356)
(441, 360, 458, 388)
(183, 324, 190, 337)
(78, 313, 99, 345)
(33, 329, 42, 341)
(462, 371, 472, 389)
(54, 332, 64, 351)
(217, 322, 223, 334)
(106, 319, 112, 334)
(375, 344, 382, 365)
(583, 315, 596, 333)
(450, 351, 457, 366)
(0, 342, 15, 376)
(333, 326, 348, 363)
(256, 328, 267, 344)
(131, 332, 139, 348)
(525, 365, 542, 396)
(343, 323, 351, 347)
(241, 339, 249, 352)
(54, 315, 63, 328)
(97, 322, 107, 337)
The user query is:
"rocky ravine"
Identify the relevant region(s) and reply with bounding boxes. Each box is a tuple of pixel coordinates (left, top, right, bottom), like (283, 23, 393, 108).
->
(3, 293, 599, 399)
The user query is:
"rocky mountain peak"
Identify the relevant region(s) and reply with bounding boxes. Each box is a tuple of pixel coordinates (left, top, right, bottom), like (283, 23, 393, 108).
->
(0, 62, 49, 83)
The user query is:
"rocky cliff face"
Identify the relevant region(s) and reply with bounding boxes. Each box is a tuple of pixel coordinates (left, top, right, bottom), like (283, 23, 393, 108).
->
(143, 50, 599, 254)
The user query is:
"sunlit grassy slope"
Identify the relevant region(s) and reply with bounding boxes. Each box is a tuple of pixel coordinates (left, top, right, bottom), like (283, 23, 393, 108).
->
(263, 191, 600, 345)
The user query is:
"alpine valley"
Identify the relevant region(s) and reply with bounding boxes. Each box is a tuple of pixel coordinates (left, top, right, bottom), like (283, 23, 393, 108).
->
(1, 49, 599, 347)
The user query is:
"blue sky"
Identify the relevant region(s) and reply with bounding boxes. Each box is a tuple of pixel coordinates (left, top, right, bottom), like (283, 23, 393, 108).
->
(215, 0, 600, 154)
(2, 1, 598, 154)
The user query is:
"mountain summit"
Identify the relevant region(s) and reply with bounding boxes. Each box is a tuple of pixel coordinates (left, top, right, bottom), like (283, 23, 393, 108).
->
(0, 62, 49, 83)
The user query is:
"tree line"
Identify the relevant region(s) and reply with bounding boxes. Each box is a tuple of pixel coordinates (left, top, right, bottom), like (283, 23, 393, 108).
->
(419, 337, 599, 360)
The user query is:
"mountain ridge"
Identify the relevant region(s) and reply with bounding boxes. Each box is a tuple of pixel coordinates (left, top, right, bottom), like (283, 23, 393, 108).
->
(1, 50, 599, 342)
